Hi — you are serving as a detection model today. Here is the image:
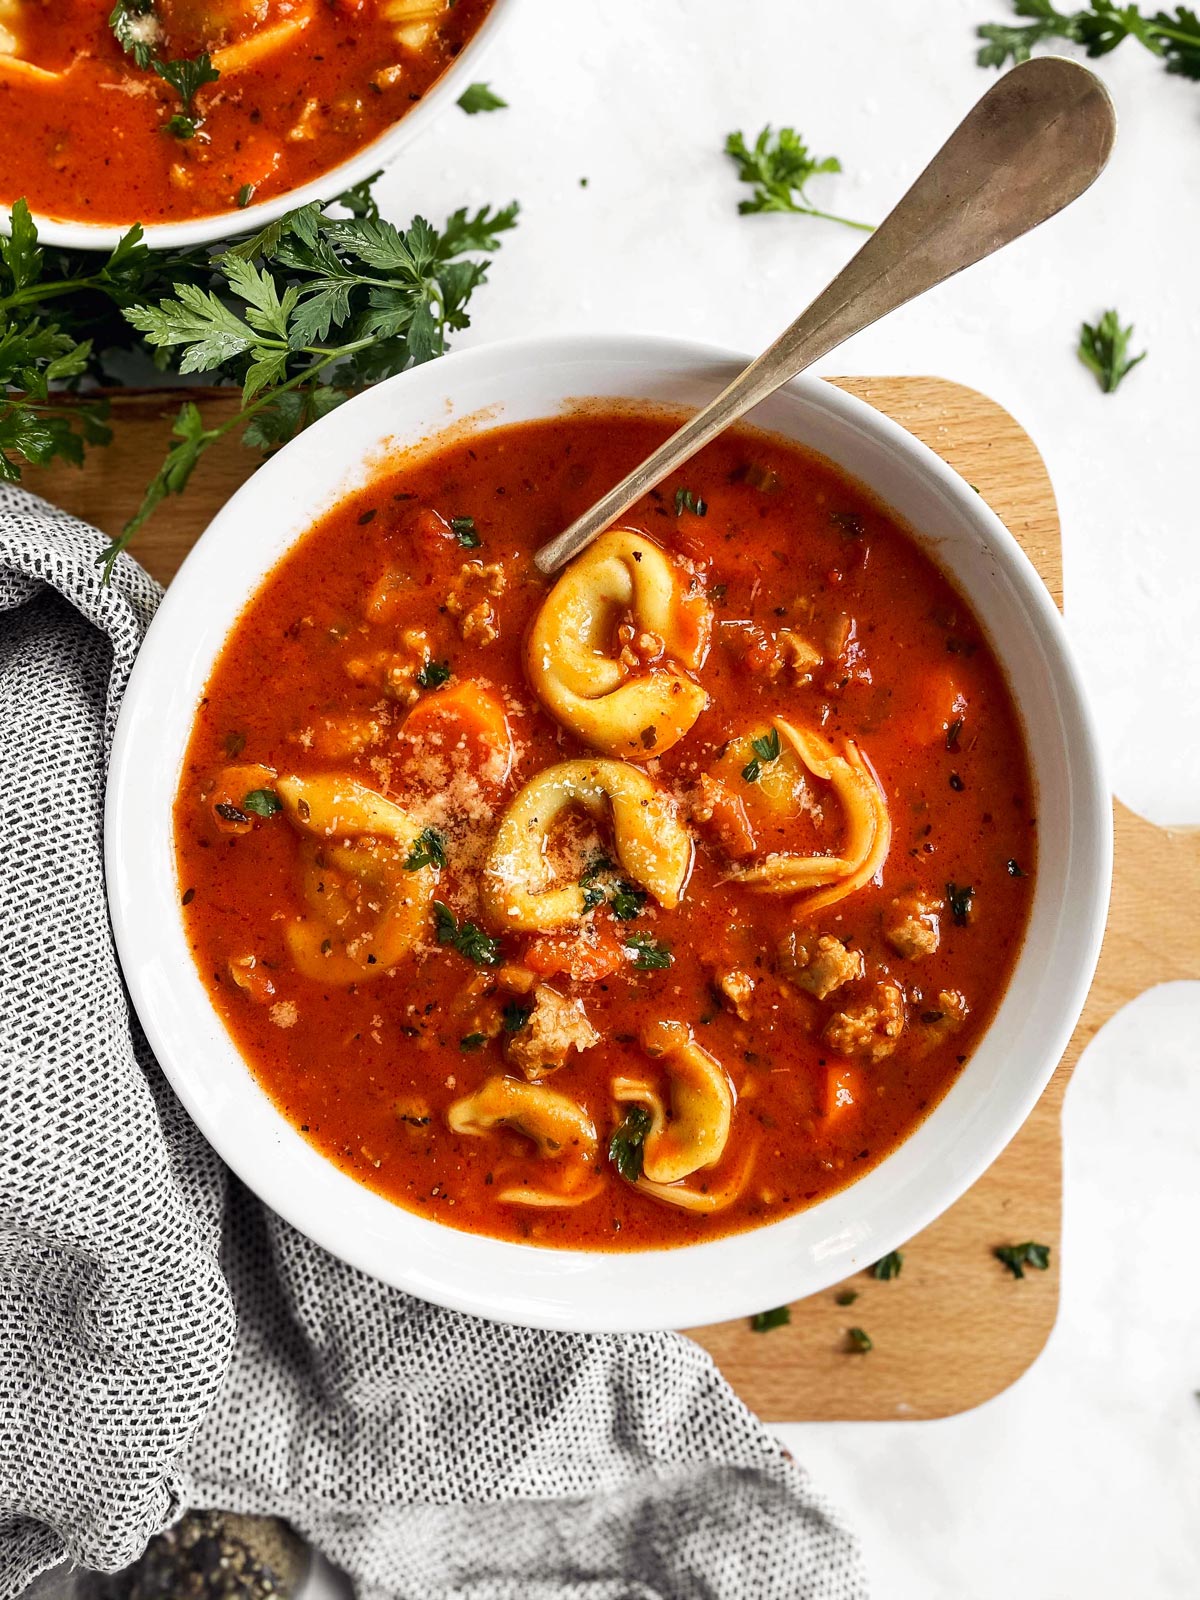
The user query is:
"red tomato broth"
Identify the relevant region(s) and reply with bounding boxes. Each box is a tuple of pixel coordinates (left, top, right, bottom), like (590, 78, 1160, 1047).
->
(174, 410, 1036, 1249)
(0, 0, 494, 225)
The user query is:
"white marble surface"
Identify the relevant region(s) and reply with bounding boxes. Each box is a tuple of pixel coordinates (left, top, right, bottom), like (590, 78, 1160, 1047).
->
(308, 1, 1200, 1594)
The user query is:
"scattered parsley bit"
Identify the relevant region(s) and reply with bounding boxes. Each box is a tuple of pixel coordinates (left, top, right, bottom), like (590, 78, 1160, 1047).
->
(610, 881, 647, 921)
(1006, 858, 1025, 878)
(236, 183, 255, 209)
(995, 1241, 1051, 1279)
(871, 1250, 904, 1281)
(241, 788, 281, 818)
(949, 771, 965, 792)
(674, 486, 707, 517)
(946, 881, 975, 926)
(846, 1327, 873, 1353)
(976, 3, 1200, 79)
(405, 826, 448, 871)
(109, 0, 158, 69)
(450, 514, 481, 548)
(582, 883, 607, 911)
(457, 81, 508, 114)
(417, 660, 452, 691)
(742, 726, 782, 784)
(459, 1032, 488, 1052)
(609, 1103, 652, 1181)
(623, 932, 673, 970)
(214, 801, 249, 825)
(1078, 309, 1147, 394)
(432, 901, 502, 967)
(154, 53, 220, 138)
(724, 126, 873, 230)
(835, 1289, 859, 1307)
(946, 716, 964, 752)
(501, 1001, 531, 1033)
(750, 1305, 792, 1333)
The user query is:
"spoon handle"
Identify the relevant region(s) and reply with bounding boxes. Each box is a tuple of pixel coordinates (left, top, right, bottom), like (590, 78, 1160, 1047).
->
(533, 56, 1114, 575)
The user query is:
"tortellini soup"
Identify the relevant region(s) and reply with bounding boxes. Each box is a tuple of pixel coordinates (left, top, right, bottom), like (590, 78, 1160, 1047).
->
(174, 409, 1037, 1249)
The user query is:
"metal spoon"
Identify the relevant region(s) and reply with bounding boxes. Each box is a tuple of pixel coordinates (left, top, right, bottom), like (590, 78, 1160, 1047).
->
(533, 56, 1115, 576)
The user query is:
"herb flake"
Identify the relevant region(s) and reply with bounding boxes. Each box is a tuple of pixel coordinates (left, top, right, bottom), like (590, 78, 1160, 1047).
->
(609, 1103, 652, 1181)
(750, 1305, 792, 1333)
(995, 1241, 1051, 1279)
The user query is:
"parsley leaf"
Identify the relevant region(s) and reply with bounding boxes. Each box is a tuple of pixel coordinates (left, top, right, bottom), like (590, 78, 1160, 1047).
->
(995, 1241, 1051, 1279)
(459, 1032, 488, 1052)
(241, 788, 281, 817)
(450, 515, 481, 548)
(109, 0, 158, 69)
(502, 1001, 531, 1033)
(457, 82, 508, 114)
(1078, 309, 1147, 393)
(870, 1250, 904, 1281)
(417, 660, 452, 691)
(976, 2, 1200, 78)
(750, 1305, 791, 1333)
(725, 126, 873, 230)
(609, 1103, 652, 1181)
(741, 726, 782, 784)
(835, 1289, 859, 1307)
(624, 932, 673, 970)
(674, 486, 707, 517)
(846, 1327, 873, 1353)
(405, 827, 447, 871)
(153, 53, 221, 115)
(433, 901, 501, 967)
(946, 881, 975, 927)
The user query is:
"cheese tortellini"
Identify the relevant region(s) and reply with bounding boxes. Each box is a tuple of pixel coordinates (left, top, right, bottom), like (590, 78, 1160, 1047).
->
(613, 1020, 735, 1190)
(725, 718, 891, 913)
(447, 1075, 600, 1208)
(525, 529, 712, 758)
(276, 774, 436, 982)
(483, 758, 694, 932)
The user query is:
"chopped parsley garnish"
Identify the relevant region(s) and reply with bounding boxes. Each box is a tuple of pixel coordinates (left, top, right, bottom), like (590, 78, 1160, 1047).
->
(236, 183, 255, 209)
(459, 1032, 488, 1052)
(623, 932, 673, 970)
(450, 515, 481, 548)
(581, 854, 615, 882)
(674, 486, 708, 517)
(608, 1103, 652, 1181)
(1006, 858, 1025, 878)
(835, 1289, 859, 1307)
(995, 1241, 1051, 1279)
(432, 901, 501, 967)
(750, 1305, 791, 1333)
(457, 81, 508, 114)
(1078, 309, 1147, 394)
(949, 771, 965, 792)
(241, 788, 281, 818)
(846, 1327, 873, 1353)
(109, 0, 158, 68)
(871, 1250, 904, 1281)
(417, 660, 452, 691)
(405, 827, 448, 872)
(610, 881, 647, 921)
(154, 53, 220, 138)
(582, 883, 607, 911)
(724, 126, 873, 230)
(946, 716, 964, 752)
(946, 881, 975, 927)
(741, 726, 782, 784)
(214, 801, 249, 825)
(976, 3, 1200, 79)
(501, 1001, 531, 1033)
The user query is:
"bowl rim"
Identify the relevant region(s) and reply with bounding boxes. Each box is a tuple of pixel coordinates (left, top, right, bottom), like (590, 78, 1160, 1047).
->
(104, 331, 1113, 1331)
(0, 0, 520, 253)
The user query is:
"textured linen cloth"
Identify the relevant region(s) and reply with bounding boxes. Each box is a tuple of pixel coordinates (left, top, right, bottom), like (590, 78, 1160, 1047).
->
(0, 484, 867, 1600)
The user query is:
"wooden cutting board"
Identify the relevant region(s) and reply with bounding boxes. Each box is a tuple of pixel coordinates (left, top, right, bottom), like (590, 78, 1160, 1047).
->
(26, 376, 1199, 1421)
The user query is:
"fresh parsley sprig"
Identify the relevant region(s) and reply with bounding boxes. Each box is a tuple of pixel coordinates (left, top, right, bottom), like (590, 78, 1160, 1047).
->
(741, 727, 782, 784)
(609, 1104, 652, 1181)
(108, 191, 518, 575)
(1078, 309, 1147, 392)
(977, 2, 1200, 77)
(725, 127, 873, 230)
(457, 82, 507, 114)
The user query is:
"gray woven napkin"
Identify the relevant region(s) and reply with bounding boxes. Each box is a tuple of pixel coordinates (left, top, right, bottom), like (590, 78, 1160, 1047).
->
(0, 484, 867, 1600)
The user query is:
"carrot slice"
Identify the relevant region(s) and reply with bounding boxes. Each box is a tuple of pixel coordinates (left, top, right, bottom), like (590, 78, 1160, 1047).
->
(398, 680, 514, 789)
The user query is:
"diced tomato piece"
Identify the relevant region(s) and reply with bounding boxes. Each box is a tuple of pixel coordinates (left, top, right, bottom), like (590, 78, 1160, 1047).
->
(523, 924, 623, 983)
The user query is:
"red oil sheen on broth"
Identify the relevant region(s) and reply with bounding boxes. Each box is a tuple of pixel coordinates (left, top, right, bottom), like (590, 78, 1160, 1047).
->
(174, 411, 1036, 1250)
